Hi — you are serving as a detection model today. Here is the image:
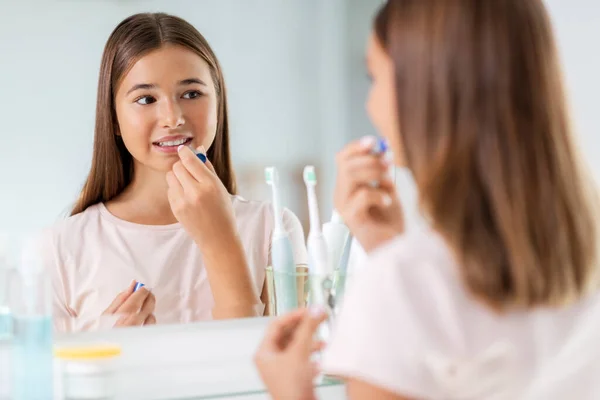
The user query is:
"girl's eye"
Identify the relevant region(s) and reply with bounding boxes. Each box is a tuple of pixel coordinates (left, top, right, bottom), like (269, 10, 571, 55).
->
(135, 95, 156, 105)
(182, 91, 203, 100)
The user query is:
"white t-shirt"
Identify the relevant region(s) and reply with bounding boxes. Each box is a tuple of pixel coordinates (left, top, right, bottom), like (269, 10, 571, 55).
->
(38, 195, 307, 331)
(322, 226, 600, 399)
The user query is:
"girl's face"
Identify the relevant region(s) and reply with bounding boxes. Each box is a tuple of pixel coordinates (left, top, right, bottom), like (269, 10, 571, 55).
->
(114, 44, 218, 173)
(365, 32, 404, 166)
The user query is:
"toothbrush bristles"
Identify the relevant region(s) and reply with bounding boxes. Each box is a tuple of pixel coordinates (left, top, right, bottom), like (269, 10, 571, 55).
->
(265, 167, 278, 185)
(303, 165, 317, 184)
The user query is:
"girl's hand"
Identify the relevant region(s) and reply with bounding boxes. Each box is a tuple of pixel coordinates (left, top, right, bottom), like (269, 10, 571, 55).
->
(254, 307, 328, 400)
(167, 145, 260, 317)
(166, 145, 239, 255)
(102, 281, 157, 326)
(334, 136, 404, 252)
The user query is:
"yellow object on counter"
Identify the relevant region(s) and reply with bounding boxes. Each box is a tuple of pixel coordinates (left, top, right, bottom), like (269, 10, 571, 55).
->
(54, 344, 121, 360)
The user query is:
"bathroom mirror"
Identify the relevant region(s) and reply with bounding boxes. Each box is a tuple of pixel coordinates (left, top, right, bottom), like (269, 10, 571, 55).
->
(0, 0, 384, 333)
(3, 0, 598, 336)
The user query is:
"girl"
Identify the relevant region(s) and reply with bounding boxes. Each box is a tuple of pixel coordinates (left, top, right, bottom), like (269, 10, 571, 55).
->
(255, 1, 600, 399)
(39, 13, 306, 331)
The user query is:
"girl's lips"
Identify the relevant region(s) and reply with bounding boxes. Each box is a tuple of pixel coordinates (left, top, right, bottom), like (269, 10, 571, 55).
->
(152, 137, 193, 153)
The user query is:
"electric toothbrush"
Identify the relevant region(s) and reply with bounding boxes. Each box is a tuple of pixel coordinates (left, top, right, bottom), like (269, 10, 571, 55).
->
(265, 167, 298, 314)
(303, 165, 333, 345)
(322, 211, 352, 315)
(303, 166, 329, 277)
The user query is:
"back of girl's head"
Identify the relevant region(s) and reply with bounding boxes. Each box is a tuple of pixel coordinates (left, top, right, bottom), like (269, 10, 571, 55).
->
(375, 0, 599, 309)
(72, 13, 235, 216)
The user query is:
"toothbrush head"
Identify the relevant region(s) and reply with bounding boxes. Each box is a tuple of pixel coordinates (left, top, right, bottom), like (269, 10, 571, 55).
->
(265, 167, 279, 186)
(303, 166, 317, 186)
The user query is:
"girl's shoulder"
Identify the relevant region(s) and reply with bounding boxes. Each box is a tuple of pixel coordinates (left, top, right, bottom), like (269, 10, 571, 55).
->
(369, 226, 457, 280)
(45, 203, 103, 241)
(29, 204, 103, 268)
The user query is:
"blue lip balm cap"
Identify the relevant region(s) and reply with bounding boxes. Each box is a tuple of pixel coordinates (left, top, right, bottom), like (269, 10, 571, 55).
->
(185, 144, 207, 163)
(373, 137, 388, 154)
(196, 152, 207, 163)
(133, 282, 145, 292)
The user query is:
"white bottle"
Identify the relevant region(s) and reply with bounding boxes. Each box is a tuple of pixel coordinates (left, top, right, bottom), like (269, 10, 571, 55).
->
(265, 167, 298, 314)
(303, 166, 332, 342)
(322, 210, 351, 273)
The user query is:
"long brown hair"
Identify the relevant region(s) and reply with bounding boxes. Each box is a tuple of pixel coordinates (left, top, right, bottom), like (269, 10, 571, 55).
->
(375, 0, 599, 309)
(72, 12, 236, 215)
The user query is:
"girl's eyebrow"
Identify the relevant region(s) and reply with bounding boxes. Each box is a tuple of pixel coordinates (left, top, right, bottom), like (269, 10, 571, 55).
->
(126, 83, 155, 95)
(178, 78, 207, 86)
(126, 77, 207, 96)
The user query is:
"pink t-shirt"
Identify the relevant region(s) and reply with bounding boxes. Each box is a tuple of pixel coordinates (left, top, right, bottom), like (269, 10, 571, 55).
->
(38, 196, 307, 332)
(323, 227, 600, 399)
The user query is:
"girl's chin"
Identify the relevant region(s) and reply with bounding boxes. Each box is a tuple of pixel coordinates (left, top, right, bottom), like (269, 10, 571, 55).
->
(134, 158, 179, 174)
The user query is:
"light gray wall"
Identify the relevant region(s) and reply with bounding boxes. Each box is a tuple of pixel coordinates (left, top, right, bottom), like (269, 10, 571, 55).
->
(0, 0, 367, 240)
(544, 0, 600, 182)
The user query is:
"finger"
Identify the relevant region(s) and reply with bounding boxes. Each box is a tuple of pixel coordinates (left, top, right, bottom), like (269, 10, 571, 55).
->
(196, 146, 216, 175)
(311, 340, 326, 353)
(166, 170, 184, 194)
(117, 314, 143, 327)
(115, 287, 151, 315)
(113, 311, 137, 328)
(336, 136, 380, 163)
(260, 308, 308, 351)
(103, 280, 136, 315)
(345, 187, 396, 221)
(310, 360, 321, 379)
(113, 315, 128, 327)
(172, 161, 200, 193)
(195, 145, 208, 156)
(341, 155, 390, 188)
(144, 314, 157, 325)
(137, 292, 156, 322)
(166, 171, 185, 211)
(104, 292, 129, 315)
(291, 306, 329, 357)
(335, 176, 395, 212)
(178, 145, 209, 182)
(119, 292, 155, 327)
(193, 145, 208, 164)
(279, 318, 305, 349)
(204, 159, 217, 175)
(375, 176, 396, 192)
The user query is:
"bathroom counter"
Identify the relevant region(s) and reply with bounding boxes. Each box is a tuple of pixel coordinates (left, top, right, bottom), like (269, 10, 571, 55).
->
(53, 317, 346, 399)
